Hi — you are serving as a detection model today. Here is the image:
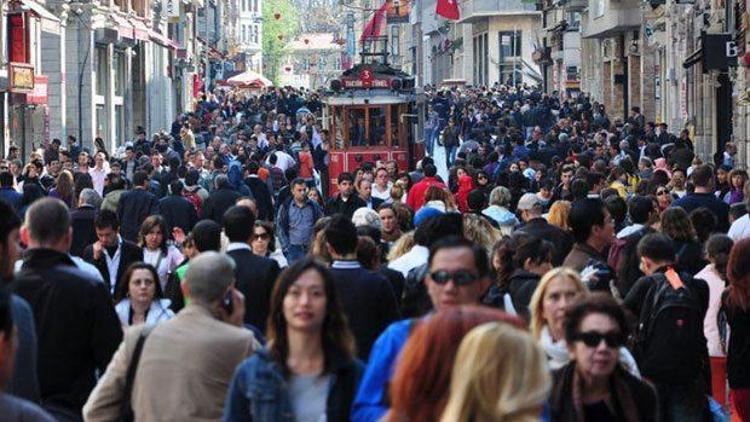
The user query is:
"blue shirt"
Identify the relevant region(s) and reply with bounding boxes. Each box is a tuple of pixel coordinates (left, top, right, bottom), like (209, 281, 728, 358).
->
(288, 201, 315, 246)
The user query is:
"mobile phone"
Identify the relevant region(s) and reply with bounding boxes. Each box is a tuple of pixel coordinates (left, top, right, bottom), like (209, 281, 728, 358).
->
(221, 290, 234, 315)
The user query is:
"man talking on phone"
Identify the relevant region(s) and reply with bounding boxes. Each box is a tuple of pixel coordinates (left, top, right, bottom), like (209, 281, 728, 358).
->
(84, 252, 258, 421)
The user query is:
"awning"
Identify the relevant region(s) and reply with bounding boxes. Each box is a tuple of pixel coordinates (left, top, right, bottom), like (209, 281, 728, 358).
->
(131, 19, 149, 41)
(149, 29, 179, 50)
(22, 0, 59, 22)
(110, 13, 134, 40)
(683, 48, 702, 69)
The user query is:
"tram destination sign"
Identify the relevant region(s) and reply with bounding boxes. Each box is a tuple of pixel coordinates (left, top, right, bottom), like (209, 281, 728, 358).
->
(341, 69, 391, 88)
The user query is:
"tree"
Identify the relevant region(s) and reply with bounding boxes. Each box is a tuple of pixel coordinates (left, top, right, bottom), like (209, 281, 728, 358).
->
(262, 0, 300, 84)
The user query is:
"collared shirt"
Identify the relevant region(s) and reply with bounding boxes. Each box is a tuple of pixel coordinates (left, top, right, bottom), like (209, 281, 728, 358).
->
(289, 201, 315, 246)
(226, 242, 252, 252)
(104, 236, 123, 294)
(331, 260, 362, 270)
(90, 166, 108, 196)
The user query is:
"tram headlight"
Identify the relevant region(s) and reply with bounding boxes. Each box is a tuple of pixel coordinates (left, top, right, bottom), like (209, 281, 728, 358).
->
(330, 79, 342, 91)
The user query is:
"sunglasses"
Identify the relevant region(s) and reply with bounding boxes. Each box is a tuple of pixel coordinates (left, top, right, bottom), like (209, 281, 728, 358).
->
(573, 331, 624, 348)
(656, 190, 668, 196)
(253, 232, 270, 240)
(430, 270, 479, 286)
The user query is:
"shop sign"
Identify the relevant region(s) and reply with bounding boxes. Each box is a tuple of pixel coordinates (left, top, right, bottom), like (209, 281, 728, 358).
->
(9, 63, 34, 93)
(27, 75, 48, 104)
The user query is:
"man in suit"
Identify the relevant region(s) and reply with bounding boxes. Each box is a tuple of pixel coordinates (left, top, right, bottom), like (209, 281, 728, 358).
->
(13, 198, 122, 419)
(117, 170, 159, 242)
(244, 161, 274, 221)
(222, 206, 280, 332)
(356, 178, 383, 210)
(158, 179, 198, 236)
(326, 215, 400, 360)
(83, 252, 257, 421)
(69, 188, 99, 257)
(82, 210, 143, 295)
(202, 174, 242, 223)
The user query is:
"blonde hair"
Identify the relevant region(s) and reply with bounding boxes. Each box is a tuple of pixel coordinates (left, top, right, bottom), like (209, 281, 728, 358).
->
(440, 322, 551, 422)
(528, 267, 586, 340)
(386, 231, 415, 262)
(463, 214, 501, 255)
(547, 200, 571, 232)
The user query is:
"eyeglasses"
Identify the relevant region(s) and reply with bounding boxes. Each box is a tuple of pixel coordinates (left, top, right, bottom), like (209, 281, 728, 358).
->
(253, 232, 270, 241)
(573, 330, 624, 348)
(656, 190, 668, 196)
(430, 270, 479, 286)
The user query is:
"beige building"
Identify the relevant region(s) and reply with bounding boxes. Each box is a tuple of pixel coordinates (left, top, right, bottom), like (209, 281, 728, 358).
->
(279, 33, 343, 89)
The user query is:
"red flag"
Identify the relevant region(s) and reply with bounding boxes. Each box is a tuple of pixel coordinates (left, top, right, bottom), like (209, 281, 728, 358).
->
(360, 1, 388, 42)
(436, 0, 460, 20)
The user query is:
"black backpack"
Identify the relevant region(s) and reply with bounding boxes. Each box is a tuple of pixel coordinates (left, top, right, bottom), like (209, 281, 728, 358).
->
(633, 269, 705, 383)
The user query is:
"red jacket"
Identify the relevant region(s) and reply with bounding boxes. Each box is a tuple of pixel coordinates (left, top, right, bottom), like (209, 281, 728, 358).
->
(456, 174, 474, 213)
(407, 177, 446, 211)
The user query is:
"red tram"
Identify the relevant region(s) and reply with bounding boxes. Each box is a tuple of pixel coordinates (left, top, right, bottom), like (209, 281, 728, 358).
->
(322, 41, 424, 194)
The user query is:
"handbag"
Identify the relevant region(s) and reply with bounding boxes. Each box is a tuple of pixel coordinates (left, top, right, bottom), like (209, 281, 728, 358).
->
(120, 325, 156, 422)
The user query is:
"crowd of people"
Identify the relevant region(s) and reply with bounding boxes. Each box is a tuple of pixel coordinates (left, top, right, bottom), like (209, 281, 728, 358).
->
(0, 84, 750, 421)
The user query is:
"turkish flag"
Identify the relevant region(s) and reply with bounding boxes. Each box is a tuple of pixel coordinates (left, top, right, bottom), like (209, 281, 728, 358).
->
(436, 0, 460, 20)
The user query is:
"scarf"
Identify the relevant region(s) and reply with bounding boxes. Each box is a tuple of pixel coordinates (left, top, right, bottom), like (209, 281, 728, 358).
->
(540, 326, 570, 370)
(570, 365, 641, 422)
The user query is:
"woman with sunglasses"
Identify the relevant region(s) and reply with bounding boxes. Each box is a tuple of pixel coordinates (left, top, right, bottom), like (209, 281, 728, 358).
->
(113, 262, 174, 327)
(550, 293, 658, 422)
(251, 221, 288, 269)
(655, 185, 673, 213)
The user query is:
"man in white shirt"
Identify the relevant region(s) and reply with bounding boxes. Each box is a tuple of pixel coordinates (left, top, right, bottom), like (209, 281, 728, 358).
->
(90, 152, 109, 196)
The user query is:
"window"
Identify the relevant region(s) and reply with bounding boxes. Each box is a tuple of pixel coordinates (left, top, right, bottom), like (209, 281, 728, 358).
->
(472, 33, 488, 85)
(114, 50, 125, 96)
(390, 26, 400, 56)
(253, 25, 259, 43)
(253, 0, 258, 12)
(96, 47, 108, 96)
(593, 0, 604, 18)
(242, 25, 247, 42)
(498, 31, 522, 85)
(334, 55, 341, 70)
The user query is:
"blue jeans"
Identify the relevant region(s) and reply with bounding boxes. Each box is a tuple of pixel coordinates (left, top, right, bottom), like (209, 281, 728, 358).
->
(445, 144, 457, 170)
(284, 244, 309, 264)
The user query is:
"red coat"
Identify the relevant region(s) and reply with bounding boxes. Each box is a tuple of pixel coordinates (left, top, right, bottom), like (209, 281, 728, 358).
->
(407, 177, 446, 212)
(456, 174, 474, 212)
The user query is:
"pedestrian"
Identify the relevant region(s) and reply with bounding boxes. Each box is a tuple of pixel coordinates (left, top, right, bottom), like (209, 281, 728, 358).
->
(112, 262, 174, 327)
(223, 206, 281, 333)
(202, 174, 242, 224)
(82, 210, 143, 295)
(84, 252, 256, 421)
(276, 178, 324, 263)
(158, 179, 199, 236)
(722, 238, 750, 420)
(14, 198, 122, 419)
(442, 118, 460, 170)
(326, 172, 366, 218)
(440, 320, 550, 422)
(549, 293, 658, 422)
(137, 215, 184, 291)
(386, 306, 524, 422)
(224, 257, 363, 421)
(728, 181, 750, 241)
(563, 198, 616, 289)
(69, 188, 100, 257)
(673, 164, 730, 232)
(116, 170, 159, 242)
(250, 220, 288, 269)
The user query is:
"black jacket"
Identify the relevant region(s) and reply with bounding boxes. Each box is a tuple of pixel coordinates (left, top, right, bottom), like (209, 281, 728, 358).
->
(517, 217, 574, 266)
(325, 194, 366, 219)
(70, 205, 98, 257)
(12, 249, 123, 413)
(82, 239, 144, 294)
(244, 176, 274, 221)
(117, 187, 159, 242)
(330, 261, 400, 360)
(158, 194, 198, 235)
(202, 187, 242, 223)
(227, 248, 281, 333)
(550, 362, 658, 422)
(507, 269, 541, 321)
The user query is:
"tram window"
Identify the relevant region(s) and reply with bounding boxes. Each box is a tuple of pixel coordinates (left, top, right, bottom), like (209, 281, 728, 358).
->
(368, 107, 387, 146)
(390, 105, 400, 148)
(334, 106, 345, 149)
(349, 109, 367, 147)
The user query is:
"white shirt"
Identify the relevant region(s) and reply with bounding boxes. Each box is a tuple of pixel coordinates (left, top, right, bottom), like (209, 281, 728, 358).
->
(388, 245, 430, 278)
(143, 246, 184, 291)
(371, 183, 392, 201)
(103, 237, 123, 294)
(226, 242, 252, 252)
(729, 214, 750, 241)
(90, 166, 109, 196)
(267, 151, 296, 172)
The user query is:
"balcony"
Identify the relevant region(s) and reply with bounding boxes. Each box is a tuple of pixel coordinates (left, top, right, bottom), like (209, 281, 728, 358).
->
(458, 0, 539, 24)
(581, 0, 640, 38)
(559, 0, 587, 11)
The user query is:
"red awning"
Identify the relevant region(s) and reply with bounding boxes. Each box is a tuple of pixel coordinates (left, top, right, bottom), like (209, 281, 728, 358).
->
(109, 13, 134, 40)
(149, 29, 179, 50)
(131, 18, 149, 41)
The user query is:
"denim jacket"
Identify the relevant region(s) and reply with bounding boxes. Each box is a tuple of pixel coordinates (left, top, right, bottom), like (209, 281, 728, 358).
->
(224, 348, 364, 422)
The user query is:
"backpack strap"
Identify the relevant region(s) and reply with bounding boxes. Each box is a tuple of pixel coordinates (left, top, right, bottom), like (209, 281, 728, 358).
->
(120, 324, 156, 422)
(664, 267, 685, 290)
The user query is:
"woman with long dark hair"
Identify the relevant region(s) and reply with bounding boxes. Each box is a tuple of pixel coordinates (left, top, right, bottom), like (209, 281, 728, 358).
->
(138, 215, 184, 291)
(224, 258, 362, 421)
(722, 238, 750, 419)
